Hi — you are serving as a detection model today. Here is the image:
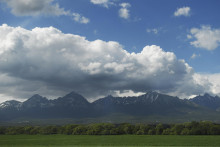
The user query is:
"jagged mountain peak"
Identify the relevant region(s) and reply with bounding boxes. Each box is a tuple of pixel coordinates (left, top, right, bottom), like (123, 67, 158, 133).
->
(28, 94, 47, 101)
(203, 93, 220, 100)
(193, 93, 217, 101)
(140, 91, 161, 102)
(93, 95, 122, 105)
(146, 90, 159, 94)
(105, 95, 114, 98)
(144, 91, 159, 96)
(2, 100, 21, 104)
(94, 91, 178, 105)
(55, 91, 89, 106)
(24, 94, 49, 104)
(63, 91, 85, 99)
(204, 93, 211, 96)
(99, 95, 115, 101)
(136, 91, 183, 105)
(199, 93, 220, 98)
(22, 94, 49, 108)
(0, 91, 219, 122)
(190, 93, 220, 110)
(0, 100, 21, 109)
(203, 93, 215, 99)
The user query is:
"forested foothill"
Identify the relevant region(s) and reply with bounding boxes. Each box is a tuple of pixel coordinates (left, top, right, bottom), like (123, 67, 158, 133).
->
(1, 121, 220, 135)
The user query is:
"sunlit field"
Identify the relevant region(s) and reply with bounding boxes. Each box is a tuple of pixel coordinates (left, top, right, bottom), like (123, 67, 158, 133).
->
(1, 135, 220, 147)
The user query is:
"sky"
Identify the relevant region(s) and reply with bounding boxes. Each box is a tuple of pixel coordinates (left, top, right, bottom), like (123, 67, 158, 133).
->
(0, 0, 220, 102)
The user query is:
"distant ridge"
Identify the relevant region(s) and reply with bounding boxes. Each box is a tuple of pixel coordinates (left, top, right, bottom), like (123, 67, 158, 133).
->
(190, 93, 220, 111)
(0, 91, 220, 123)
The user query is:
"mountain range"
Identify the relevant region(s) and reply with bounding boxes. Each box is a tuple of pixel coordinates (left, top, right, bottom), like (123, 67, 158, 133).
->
(1, 91, 220, 124)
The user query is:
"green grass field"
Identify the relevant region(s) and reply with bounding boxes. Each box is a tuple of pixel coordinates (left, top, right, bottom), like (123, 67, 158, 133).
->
(1, 135, 220, 147)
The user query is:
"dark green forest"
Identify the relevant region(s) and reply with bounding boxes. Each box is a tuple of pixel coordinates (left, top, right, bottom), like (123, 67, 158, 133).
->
(1, 121, 220, 135)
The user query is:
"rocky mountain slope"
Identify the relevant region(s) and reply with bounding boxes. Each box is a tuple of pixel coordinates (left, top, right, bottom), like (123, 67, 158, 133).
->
(0, 91, 220, 123)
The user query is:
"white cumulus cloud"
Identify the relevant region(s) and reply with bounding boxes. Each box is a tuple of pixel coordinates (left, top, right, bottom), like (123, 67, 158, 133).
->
(0, 0, 89, 24)
(204, 73, 220, 95)
(146, 28, 161, 35)
(0, 24, 218, 102)
(188, 26, 220, 50)
(193, 73, 220, 96)
(119, 3, 131, 19)
(190, 53, 200, 59)
(174, 6, 191, 17)
(90, 0, 114, 8)
(0, 0, 67, 16)
(72, 13, 90, 24)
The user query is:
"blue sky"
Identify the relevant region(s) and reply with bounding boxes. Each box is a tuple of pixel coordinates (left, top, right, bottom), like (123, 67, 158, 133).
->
(0, 0, 220, 101)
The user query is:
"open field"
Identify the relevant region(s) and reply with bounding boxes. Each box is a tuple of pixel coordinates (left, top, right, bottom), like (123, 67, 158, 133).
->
(1, 135, 220, 147)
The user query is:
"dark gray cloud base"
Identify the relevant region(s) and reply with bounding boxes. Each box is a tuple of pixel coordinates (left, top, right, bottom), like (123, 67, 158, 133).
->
(0, 24, 215, 101)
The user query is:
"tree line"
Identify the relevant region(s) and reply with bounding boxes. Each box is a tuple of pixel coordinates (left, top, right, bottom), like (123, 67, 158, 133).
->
(1, 121, 220, 135)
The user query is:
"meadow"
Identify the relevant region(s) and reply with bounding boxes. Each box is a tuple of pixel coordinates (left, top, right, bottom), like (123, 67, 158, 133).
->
(1, 135, 220, 147)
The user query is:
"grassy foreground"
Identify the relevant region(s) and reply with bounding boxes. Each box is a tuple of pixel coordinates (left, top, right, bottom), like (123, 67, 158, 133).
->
(1, 135, 220, 147)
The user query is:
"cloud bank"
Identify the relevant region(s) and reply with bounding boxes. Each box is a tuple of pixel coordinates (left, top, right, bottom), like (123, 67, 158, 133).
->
(0, 24, 217, 102)
(0, 0, 89, 24)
